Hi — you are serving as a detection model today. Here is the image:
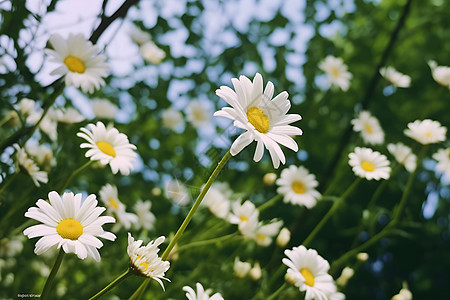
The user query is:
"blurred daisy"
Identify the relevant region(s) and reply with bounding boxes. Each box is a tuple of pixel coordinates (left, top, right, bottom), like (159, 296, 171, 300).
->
(165, 179, 190, 205)
(228, 200, 259, 231)
(214, 73, 302, 168)
(127, 233, 170, 289)
(387, 143, 417, 172)
(25, 142, 54, 171)
(319, 55, 352, 91)
(13, 144, 48, 187)
(379, 66, 411, 88)
(27, 107, 60, 141)
(128, 26, 152, 45)
(23, 191, 116, 261)
(162, 108, 185, 132)
(58, 107, 85, 124)
(134, 200, 156, 230)
(233, 257, 251, 278)
(16, 98, 36, 118)
(186, 100, 212, 128)
(183, 282, 224, 300)
(404, 119, 447, 145)
(202, 182, 231, 219)
(428, 60, 450, 89)
(252, 220, 283, 247)
(351, 111, 385, 145)
(276, 165, 321, 208)
(77, 121, 137, 175)
(282, 245, 337, 300)
(99, 184, 138, 230)
(45, 33, 109, 93)
(348, 147, 391, 180)
(140, 41, 166, 64)
(433, 148, 450, 178)
(91, 98, 119, 119)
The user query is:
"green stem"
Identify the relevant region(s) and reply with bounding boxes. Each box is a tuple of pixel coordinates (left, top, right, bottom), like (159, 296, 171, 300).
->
(0, 171, 19, 195)
(258, 194, 282, 212)
(41, 248, 65, 300)
(303, 178, 361, 247)
(58, 160, 94, 193)
(176, 232, 239, 253)
(266, 283, 287, 300)
(130, 150, 233, 299)
(89, 269, 133, 300)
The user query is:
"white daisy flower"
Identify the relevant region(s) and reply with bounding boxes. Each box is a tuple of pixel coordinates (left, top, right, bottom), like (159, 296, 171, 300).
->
(404, 119, 447, 145)
(128, 26, 152, 45)
(25, 142, 54, 171)
(428, 60, 450, 89)
(162, 108, 185, 132)
(282, 245, 337, 300)
(348, 147, 391, 180)
(379, 66, 411, 88)
(13, 144, 48, 187)
(228, 200, 259, 231)
(214, 73, 302, 169)
(319, 55, 353, 91)
(387, 143, 417, 172)
(165, 179, 190, 206)
(202, 182, 231, 219)
(233, 257, 251, 278)
(252, 220, 283, 247)
(183, 282, 224, 300)
(276, 165, 321, 208)
(45, 33, 109, 94)
(77, 121, 137, 175)
(433, 148, 450, 179)
(99, 184, 138, 230)
(23, 191, 116, 261)
(134, 200, 156, 231)
(127, 233, 170, 289)
(351, 111, 385, 145)
(186, 100, 212, 128)
(91, 98, 119, 119)
(140, 41, 166, 65)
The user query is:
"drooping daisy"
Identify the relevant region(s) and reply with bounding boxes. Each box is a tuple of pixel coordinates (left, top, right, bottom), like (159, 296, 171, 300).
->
(432, 148, 450, 179)
(140, 41, 166, 65)
(127, 233, 170, 289)
(45, 33, 109, 94)
(233, 257, 251, 278)
(319, 55, 353, 91)
(161, 108, 185, 132)
(351, 111, 385, 145)
(276, 165, 321, 208)
(186, 100, 212, 128)
(214, 73, 302, 169)
(348, 147, 391, 180)
(228, 200, 259, 231)
(77, 121, 137, 175)
(202, 182, 231, 219)
(90, 98, 119, 119)
(252, 220, 283, 247)
(379, 66, 411, 88)
(404, 119, 447, 145)
(134, 200, 156, 230)
(183, 282, 224, 300)
(13, 144, 48, 187)
(165, 179, 190, 205)
(23, 191, 116, 261)
(99, 184, 138, 230)
(387, 143, 417, 172)
(428, 60, 450, 89)
(283, 245, 337, 300)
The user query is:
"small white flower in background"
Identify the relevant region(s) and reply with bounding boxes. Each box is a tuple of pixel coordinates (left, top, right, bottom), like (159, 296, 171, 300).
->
(336, 267, 354, 287)
(128, 26, 152, 45)
(134, 200, 156, 231)
(77, 121, 137, 175)
(351, 111, 385, 145)
(127, 233, 170, 290)
(233, 257, 251, 278)
(186, 100, 212, 128)
(433, 148, 450, 179)
(165, 179, 190, 206)
(276, 165, 321, 208)
(387, 143, 417, 172)
(428, 60, 450, 89)
(140, 41, 166, 65)
(152, 187, 162, 196)
(356, 252, 369, 262)
(13, 144, 48, 187)
(349, 147, 391, 180)
(16, 98, 36, 118)
(202, 182, 232, 219)
(249, 262, 262, 281)
(283, 245, 337, 300)
(25, 142, 54, 171)
(319, 55, 353, 91)
(263, 172, 277, 186)
(228, 200, 259, 231)
(214, 73, 302, 169)
(252, 220, 283, 247)
(162, 108, 185, 132)
(45, 33, 109, 94)
(91, 98, 119, 119)
(391, 281, 412, 300)
(23, 191, 116, 261)
(57, 107, 85, 124)
(99, 184, 138, 230)
(276, 227, 291, 247)
(379, 66, 411, 88)
(27, 107, 60, 141)
(0, 236, 24, 257)
(183, 282, 224, 300)
(404, 119, 447, 145)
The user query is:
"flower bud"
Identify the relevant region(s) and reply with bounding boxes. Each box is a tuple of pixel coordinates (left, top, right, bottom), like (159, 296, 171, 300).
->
(336, 267, 354, 287)
(249, 262, 262, 281)
(263, 173, 277, 186)
(276, 227, 291, 247)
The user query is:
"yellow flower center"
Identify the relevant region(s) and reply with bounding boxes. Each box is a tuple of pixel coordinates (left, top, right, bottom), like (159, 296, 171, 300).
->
(109, 198, 119, 209)
(56, 218, 83, 240)
(300, 268, 315, 287)
(247, 107, 269, 133)
(256, 234, 266, 242)
(139, 261, 149, 271)
(425, 132, 432, 137)
(364, 123, 373, 134)
(291, 181, 306, 194)
(330, 67, 340, 78)
(64, 56, 86, 73)
(361, 160, 375, 172)
(97, 141, 116, 157)
(240, 216, 248, 222)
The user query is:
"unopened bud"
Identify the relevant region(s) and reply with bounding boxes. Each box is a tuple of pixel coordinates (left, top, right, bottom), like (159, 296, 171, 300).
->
(276, 227, 291, 247)
(285, 271, 297, 286)
(357, 252, 369, 262)
(336, 267, 354, 287)
(249, 262, 262, 281)
(233, 257, 251, 278)
(152, 187, 162, 196)
(263, 173, 277, 186)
